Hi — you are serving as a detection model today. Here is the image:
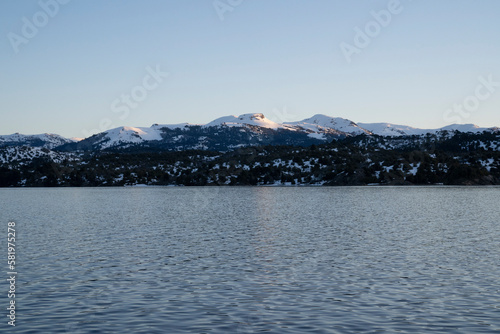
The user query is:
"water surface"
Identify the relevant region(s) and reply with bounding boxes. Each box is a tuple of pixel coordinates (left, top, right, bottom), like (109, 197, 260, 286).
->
(1, 186, 499, 333)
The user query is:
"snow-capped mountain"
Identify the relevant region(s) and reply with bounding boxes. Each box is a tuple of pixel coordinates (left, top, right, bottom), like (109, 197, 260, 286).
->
(358, 122, 492, 137)
(357, 123, 430, 136)
(89, 126, 164, 150)
(2, 113, 498, 152)
(438, 124, 491, 134)
(0, 133, 76, 149)
(285, 114, 371, 135)
(205, 113, 286, 129)
(75, 113, 369, 151)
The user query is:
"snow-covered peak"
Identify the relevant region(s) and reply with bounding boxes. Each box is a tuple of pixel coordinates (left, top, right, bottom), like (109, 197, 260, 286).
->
(438, 124, 488, 133)
(205, 113, 283, 129)
(359, 122, 493, 136)
(2, 114, 497, 152)
(95, 126, 164, 149)
(357, 123, 431, 136)
(88, 123, 209, 149)
(1, 132, 65, 142)
(285, 114, 370, 135)
(0, 133, 75, 149)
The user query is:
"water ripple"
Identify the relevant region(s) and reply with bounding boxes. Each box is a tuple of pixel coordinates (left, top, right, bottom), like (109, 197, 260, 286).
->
(0, 186, 499, 333)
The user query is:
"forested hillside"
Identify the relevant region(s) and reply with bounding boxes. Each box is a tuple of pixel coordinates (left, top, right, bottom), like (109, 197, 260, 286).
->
(1, 132, 499, 187)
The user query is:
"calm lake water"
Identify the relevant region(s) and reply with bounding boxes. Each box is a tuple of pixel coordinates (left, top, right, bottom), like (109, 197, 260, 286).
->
(1, 186, 499, 333)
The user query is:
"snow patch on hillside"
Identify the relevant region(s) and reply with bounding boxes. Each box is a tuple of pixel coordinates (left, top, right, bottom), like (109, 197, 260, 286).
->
(0, 146, 79, 164)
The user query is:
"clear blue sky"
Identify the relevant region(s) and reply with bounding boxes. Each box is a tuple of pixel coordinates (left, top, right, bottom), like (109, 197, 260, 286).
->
(1, 0, 499, 137)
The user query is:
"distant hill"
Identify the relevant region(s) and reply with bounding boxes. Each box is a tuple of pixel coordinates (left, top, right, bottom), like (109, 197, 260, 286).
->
(2, 113, 497, 152)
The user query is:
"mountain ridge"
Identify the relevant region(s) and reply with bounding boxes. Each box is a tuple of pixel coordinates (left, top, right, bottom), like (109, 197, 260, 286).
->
(1, 113, 498, 151)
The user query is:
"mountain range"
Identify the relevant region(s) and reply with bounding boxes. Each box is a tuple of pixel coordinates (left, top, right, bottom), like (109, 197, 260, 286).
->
(1, 113, 498, 152)
(2, 113, 500, 187)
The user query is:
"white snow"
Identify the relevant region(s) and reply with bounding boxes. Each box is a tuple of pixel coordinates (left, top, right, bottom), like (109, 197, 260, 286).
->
(307, 133, 326, 140)
(357, 123, 429, 136)
(358, 122, 492, 137)
(439, 124, 488, 133)
(97, 126, 164, 149)
(204, 113, 283, 129)
(0, 146, 79, 164)
(285, 114, 370, 135)
(408, 163, 420, 176)
(0, 133, 75, 149)
(2, 113, 498, 152)
(481, 158, 495, 171)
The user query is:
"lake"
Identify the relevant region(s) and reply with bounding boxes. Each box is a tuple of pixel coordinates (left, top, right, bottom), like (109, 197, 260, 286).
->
(1, 186, 499, 333)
